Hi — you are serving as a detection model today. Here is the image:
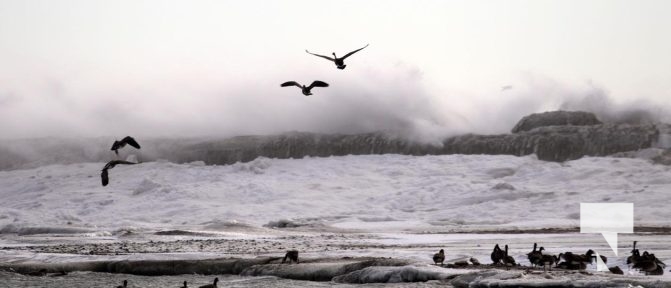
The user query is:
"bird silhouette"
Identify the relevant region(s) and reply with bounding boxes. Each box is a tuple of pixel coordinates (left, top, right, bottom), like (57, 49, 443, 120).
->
(101, 160, 136, 187)
(306, 44, 369, 69)
(116, 280, 128, 288)
(432, 249, 445, 265)
(281, 81, 329, 96)
(111, 136, 141, 155)
(198, 277, 218, 288)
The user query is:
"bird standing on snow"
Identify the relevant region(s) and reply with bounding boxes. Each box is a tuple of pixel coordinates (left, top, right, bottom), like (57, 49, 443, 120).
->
(111, 136, 141, 155)
(101, 160, 136, 187)
(503, 245, 516, 266)
(281, 81, 329, 96)
(180, 280, 188, 288)
(198, 277, 218, 288)
(305, 44, 369, 70)
(433, 249, 445, 265)
(491, 244, 504, 264)
(282, 250, 300, 264)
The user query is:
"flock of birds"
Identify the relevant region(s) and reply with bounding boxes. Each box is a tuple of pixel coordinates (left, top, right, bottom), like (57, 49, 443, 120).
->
(99, 55, 664, 286)
(432, 240, 666, 276)
(280, 44, 369, 96)
(101, 136, 141, 186)
(100, 44, 371, 185)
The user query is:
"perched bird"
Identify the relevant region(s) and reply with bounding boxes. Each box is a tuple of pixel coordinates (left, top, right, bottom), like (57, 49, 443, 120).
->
(116, 280, 127, 288)
(539, 254, 558, 271)
(633, 251, 666, 275)
(111, 136, 141, 155)
(556, 258, 587, 270)
(557, 250, 594, 270)
(503, 245, 516, 266)
(433, 249, 445, 265)
(469, 257, 481, 266)
(181, 281, 188, 288)
(281, 81, 329, 96)
(305, 44, 369, 70)
(491, 244, 504, 264)
(101, 160, 136, 187)
(527, 243, 542, 267)
(627, 241, 640, 265)
(282, 250, 299, 264)
(198, 277, 218, 288)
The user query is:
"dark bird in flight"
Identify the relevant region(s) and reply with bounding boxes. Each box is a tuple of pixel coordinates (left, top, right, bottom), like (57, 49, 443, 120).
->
(281, 81, 329, 96)
(111, 136, 141, 155)
(306, 44, 369, 70)
(101, 160, 136, 187)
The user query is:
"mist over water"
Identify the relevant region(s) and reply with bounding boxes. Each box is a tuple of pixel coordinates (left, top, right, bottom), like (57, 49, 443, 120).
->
(1, 68, 668, 142)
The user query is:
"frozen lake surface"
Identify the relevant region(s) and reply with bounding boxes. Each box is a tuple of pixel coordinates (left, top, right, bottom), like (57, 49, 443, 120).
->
(1, 154, 670, 286)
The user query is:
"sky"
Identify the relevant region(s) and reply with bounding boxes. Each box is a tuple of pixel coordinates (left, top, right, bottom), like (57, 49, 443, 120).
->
(0, 0, 670, 139)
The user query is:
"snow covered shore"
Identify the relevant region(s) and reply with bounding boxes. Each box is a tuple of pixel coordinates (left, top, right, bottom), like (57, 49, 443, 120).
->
(1, 154, 670, 235)
(1, 154, 670, 286)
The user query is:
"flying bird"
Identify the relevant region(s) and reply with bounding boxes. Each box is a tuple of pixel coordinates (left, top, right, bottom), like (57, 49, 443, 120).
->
(501, 85, 513, 92)
(111, 136, 141, 155)
(305, 44, 369, 70)
(281, 81, 329, 96)
(101, 160, 136, 187)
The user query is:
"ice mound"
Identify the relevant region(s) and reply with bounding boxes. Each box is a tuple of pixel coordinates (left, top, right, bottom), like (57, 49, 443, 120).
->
(486, 168, 517, 178)
(125, 154, 138, 163)
(0, 225, 96, 235)
(202, 219, 254, 230)
(240, 258, 411, 281)
(133, 178, 170, 195)
(232, 157, 271, 174)
(449, 270, 669, 288)
(492, 182, 516, 190)
(264, 219, 303, 228)
(512, 110, 602, 133)
(358, 216, 399, 222)
(189, 160, 206, 166)
(332, 265, 448, 283)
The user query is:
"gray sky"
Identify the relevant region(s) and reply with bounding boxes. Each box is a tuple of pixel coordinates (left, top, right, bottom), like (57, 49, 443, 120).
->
(1, 0, 669, 139)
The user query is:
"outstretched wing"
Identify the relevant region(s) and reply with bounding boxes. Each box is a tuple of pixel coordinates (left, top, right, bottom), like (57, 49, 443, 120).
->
(305, 50, 335, 62)
(121, 136, 141, 149)
(110, 140, 120, 151)
(341, 44, 369, 60)
(308, 81, 329, 89)
(101, 169, 109, 186)
(281, 81, 302, 88)
(103, 160, 136, 170)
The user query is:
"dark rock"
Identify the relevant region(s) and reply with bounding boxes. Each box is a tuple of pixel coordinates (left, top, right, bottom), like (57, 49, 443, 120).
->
(0, 115, 666, 169)
(511, 111, 602, 133)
